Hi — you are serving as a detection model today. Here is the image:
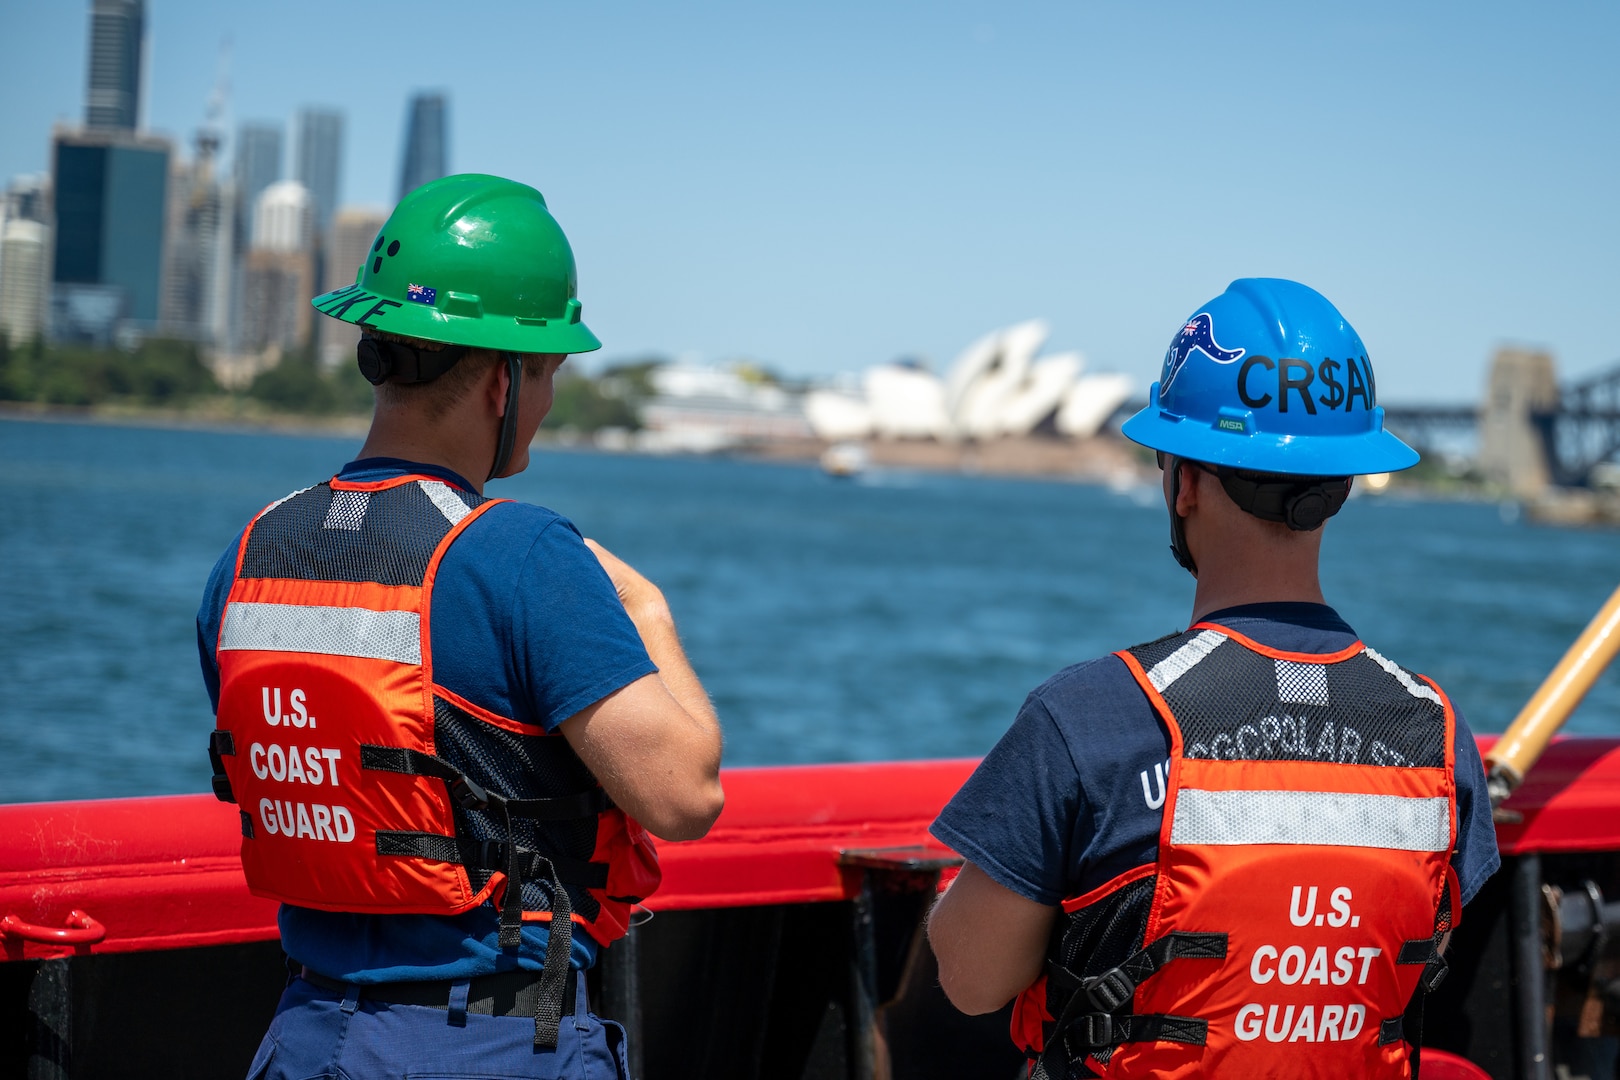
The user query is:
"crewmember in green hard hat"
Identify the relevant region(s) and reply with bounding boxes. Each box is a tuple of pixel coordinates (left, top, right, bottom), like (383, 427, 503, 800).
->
(927, 280, 1499, 1078)
(197, 174, 724, 1078)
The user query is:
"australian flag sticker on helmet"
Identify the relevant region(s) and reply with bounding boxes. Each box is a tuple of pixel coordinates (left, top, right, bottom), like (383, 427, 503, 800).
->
(1162, 312, 1245, 394)
(406, 283, 436, 305)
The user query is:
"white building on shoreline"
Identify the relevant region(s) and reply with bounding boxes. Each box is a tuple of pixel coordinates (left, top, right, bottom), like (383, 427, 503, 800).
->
(805, 320, 1135, 443)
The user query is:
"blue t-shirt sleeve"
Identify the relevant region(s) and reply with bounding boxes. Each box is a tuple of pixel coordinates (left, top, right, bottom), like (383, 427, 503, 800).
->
(509, 516, 659, 730)
(930, 692, 1078, 907)
(196, 528, 245, 714)
(1450, 707, 1500, 907)
(431, 504, 657, 732)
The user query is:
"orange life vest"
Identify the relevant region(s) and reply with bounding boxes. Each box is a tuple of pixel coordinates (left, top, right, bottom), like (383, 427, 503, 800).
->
(1012, 624, 1459, 1080)
(206, 474, 661, 957)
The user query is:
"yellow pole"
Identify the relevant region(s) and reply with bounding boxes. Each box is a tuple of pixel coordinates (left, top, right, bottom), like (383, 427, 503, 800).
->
(1486, 581, 1620, 806)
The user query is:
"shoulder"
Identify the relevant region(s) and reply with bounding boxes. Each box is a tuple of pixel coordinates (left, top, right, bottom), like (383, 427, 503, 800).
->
(1032, 651, 1138, 698)
(1023, 652, 1169, 781)
(442, 500, 592, 573)
(463, 499, 578, 543)
(1029, 650, 1156, 727)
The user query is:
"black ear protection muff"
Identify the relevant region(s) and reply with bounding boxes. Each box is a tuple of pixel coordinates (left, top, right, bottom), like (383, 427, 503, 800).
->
(1156, 452, 1351, 577)
(356, 335, 469, 386)
(1210, 468, 1351, 531)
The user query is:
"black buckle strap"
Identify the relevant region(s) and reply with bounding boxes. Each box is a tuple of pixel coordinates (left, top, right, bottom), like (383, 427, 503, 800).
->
(208, 730, 237, 803)
(1379, 1016, 1405, 1046)
(373, 819, 592, 1041)
(360, 745, 610, 820)
(1397, 938, 1437, 964)
(1078, 931, 1228, 1012)
(1083, 968, 1136, 1014)
(347, 742, 606, 1049)
(1036, 931, 1225, 1077)
(369, 827, 576, 1046)
(1399, 935, 1449, 993)
(1068, 1012, 1208, 1050)
(374, 832, 610, 891)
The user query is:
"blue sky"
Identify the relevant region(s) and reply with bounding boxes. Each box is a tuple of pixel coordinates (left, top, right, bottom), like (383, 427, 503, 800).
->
(3, 1, 1615, 400)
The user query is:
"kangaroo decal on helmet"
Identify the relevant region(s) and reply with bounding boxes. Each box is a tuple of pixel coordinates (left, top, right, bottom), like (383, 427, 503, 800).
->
(1162, 312, 1246, 395)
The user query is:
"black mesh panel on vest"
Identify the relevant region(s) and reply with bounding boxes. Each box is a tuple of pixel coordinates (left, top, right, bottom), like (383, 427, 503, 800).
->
(1123, 630, 1193, 672)
(1129, 631, 1446, 768)
(433, 696, 604, 921)
(1046, 875, 1158, 1077)
(239, 482, 486, 586)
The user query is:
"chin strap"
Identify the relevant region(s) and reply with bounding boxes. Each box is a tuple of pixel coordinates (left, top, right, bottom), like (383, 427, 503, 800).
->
(1166, 455, 1199, 578)
(488, 351, 523, 482)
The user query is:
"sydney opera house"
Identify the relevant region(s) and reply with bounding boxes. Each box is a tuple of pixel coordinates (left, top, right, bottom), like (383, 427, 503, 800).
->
(630, 320, 1138, 458)
(803, 320, 1135, 443)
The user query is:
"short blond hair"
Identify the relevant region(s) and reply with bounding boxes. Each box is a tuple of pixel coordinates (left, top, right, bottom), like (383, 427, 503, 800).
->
(365, 330, 553, 419)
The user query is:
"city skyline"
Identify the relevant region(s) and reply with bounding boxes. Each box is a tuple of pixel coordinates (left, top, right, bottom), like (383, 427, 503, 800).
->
(2, 2, 1618, 399)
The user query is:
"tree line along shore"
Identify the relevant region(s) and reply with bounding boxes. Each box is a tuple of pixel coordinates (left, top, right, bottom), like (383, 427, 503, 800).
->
(0, 335, 1529, 506)
(0, 335, 656, 433)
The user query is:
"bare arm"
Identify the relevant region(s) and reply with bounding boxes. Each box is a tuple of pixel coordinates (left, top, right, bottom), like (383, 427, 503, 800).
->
(558, 539, 724, 842)
(927, 861, 1058, 1015)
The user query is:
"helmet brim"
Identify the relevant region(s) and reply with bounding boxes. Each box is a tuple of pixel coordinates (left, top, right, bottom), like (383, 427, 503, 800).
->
(311, 285, 602, 355)
(1122, 404, 1420, 476)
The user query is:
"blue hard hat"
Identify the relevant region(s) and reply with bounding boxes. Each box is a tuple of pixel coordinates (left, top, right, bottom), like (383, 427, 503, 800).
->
(1121, 279, 1419, 476)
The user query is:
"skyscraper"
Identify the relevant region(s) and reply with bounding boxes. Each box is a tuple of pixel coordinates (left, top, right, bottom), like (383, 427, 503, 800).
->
(291, 108, 343, 238)
(0, 220, 51, 343)
(50, 126, 171, 342)
(318, 205, 387, 368)
(234, 123, 282, 242)
(398, 92, 448, 200)
(161, 132, 230, 342)
(241, 180, 315, 352)
(227, 122, 283, 348)
(84, 0, 144, 131)
(3, 174, 51, 224)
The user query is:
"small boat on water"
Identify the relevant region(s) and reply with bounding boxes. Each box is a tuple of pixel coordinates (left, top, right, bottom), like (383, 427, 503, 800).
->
(821, 442, 869, 478)
(5, 594, 1620, 1079)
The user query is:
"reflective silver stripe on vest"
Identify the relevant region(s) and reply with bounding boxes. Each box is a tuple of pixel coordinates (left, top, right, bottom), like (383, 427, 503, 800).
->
(1361, 645, 1444, 706)
(219, 601, 421, 664)
(1147, 629, 1225, 693)
(1170, 789, 1451, 852)
(418, 480, 471, 526)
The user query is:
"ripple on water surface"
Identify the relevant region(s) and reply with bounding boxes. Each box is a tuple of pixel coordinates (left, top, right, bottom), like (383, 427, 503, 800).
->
(2, 416, 1617, 802)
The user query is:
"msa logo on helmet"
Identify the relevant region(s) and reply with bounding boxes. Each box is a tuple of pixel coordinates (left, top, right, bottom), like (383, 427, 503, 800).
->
(1162, 312, 1246, 395)
(1237, 355, 1377, 414)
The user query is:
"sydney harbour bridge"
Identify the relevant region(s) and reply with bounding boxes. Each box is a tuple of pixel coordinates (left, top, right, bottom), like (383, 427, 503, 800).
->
(1383, 351, 1620, 493)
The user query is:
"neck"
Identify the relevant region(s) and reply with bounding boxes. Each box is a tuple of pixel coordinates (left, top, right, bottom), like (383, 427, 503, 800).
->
(356, 408, 492, 494)
(1187, 545, 1326, 624)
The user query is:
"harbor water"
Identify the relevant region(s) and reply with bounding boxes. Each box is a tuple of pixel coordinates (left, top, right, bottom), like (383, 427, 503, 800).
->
(3, 415, 1618, 805)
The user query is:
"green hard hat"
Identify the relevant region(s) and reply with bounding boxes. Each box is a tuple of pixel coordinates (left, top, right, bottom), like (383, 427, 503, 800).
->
(310, 173, 601, 355)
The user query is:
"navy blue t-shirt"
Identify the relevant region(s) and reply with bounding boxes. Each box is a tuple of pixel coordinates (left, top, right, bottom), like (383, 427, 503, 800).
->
(930, 603, 1500, 910)
(197, 458, 657, 981)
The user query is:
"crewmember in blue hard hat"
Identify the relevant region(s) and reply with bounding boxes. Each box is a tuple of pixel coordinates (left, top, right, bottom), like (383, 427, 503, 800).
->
(927, 279, 1500, 1078)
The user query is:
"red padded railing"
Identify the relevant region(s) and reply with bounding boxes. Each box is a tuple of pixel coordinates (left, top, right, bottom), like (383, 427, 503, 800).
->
(3, 740, 1618, 961)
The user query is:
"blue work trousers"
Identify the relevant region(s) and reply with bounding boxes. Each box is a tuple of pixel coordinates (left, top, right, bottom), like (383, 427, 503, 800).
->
(244, 973, 630, 1080)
